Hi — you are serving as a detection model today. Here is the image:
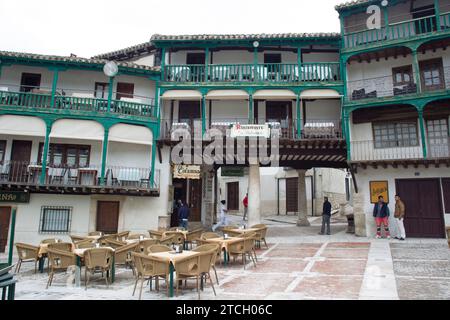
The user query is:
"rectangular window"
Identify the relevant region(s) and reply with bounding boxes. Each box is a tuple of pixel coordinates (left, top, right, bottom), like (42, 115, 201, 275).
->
(420, 58, 445, 91)
(94, 82, 109, 99)
(373, 122, 419, 148)
(38, 143, 90, 167)
(186, 53, 205, 65)
(264, 53, 282, 64)
(392, 65, 413, 86)
(20, 73, 41, 92)
(39, 206, 72, 233)
(0, 140, 6, 163)
(116, 82, 134, 100)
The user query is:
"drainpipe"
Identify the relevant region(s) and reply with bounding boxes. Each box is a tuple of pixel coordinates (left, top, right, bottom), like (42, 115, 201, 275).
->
(277, 178, 280, 216)
(312, 168, 316, 217)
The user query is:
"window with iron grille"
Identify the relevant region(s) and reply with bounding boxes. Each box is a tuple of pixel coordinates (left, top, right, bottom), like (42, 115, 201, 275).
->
(39, 206, 72, 234)
(373, 122, 419, 148)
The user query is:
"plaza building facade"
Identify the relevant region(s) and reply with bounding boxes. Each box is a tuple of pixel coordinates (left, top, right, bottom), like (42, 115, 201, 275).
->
(0, 0, 449, 254)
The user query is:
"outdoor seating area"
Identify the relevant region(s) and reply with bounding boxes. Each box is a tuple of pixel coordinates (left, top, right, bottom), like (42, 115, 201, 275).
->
(11, 224, 269, 299)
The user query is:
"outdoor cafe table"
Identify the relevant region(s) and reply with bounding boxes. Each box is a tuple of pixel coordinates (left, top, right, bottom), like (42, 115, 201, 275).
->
(226, 228, 260, 235)
(73, 247, 115, 287)
(147, 250, 200, 298)
(125, 238, 152, 244)
(202, 237, 242, 266)
(37, 242, 75, 273)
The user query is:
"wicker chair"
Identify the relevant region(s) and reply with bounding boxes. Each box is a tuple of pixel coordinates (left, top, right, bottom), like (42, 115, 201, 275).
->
(127, 234, 148, 240)
(74, 240, 96, 249)
(185, 228, 204, 249)
(83, 248, 114, 289)
(15, 243, 40, 273)
(169, 227, 186, 231)
(136, 239, 159, 253)
(162, 231, 184, 245)
(116, 231, 130, 242)
(251, 224, 268, 249)
(40, 239, 62, 244)
(193, 244, 221, 285)
(47, 242, 73, 252)
(175, 250, 216, 299)
(131, 252, 170, 300)
(115, 243, 138, 270)
(228, 238, 256, 269)
(88, 231, 103, 237)
(201, 232, 221, 240)
(103, 238, 126, 249)
(70, 235, 87, 243)
(158, 234, 178, 246)
(238, 232, 258, 261)
(46, 248, 77, 289)
(148, 230, 163, 240)
(147, 245, 172, 254)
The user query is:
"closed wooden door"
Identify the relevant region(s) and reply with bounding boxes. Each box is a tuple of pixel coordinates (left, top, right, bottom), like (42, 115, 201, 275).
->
(96, 201, 120, 234)
(189, 179, 202, 222)
(286, 178, 298, 214)
(395, 179, 445, 238)
(10, 140, 32, 182)
(227, 182, 239, 211)
(0, 207, 11, 253)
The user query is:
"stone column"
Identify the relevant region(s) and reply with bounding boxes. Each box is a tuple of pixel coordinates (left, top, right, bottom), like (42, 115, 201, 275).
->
(248, 164, 261, 226)
(353, 191, 367, 237)
(297, 170, 310, 226)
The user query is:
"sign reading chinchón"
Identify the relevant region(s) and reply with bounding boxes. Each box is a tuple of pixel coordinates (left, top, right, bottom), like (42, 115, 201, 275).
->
(0, 191, 30, 203)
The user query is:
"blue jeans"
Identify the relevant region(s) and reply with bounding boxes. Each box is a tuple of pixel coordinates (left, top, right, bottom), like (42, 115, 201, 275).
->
(179, 219, 188, 230)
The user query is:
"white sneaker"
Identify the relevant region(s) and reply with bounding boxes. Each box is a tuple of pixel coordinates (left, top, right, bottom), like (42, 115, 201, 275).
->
(375, 235, 381, 239)
(386, 236, 391, 240)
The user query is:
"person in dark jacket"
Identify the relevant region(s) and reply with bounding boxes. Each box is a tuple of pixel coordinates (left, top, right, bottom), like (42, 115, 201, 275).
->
(319, 197, 332, 235)
(178, 202, 190, 230)
(170, 199, 181, 227)
(373, 195, 391, 239)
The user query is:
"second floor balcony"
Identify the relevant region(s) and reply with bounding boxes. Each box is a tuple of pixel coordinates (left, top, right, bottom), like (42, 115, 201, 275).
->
(163, 62, 341, 84)
(0, 86, 157, 119)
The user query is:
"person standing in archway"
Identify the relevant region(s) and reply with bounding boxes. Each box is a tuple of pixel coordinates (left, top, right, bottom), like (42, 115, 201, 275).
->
(243, 193, 248, 221)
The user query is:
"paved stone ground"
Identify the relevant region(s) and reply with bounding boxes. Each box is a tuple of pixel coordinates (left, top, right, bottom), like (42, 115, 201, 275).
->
(8, 214, 450, 300)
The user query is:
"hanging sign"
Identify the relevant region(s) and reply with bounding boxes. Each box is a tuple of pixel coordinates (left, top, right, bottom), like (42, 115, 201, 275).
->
(0, 191, 30, 203)
(173, 165, 201, 180)
(230, 124, 270, 138)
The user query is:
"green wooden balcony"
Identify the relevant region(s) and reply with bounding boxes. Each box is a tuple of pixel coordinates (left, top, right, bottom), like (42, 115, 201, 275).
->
(0, 90, 157, 119)
(163, 62, 341, 83)
(344, 12, 450, 50)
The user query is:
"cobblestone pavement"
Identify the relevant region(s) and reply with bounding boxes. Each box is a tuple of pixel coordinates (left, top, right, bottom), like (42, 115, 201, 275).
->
(9, 215, 450, 300)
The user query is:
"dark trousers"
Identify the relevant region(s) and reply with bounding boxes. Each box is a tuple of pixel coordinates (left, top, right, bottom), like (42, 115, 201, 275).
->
(321, 215, 331, 234)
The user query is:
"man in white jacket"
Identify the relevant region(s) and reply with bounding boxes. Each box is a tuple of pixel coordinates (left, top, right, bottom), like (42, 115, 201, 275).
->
(212, 200, 229, 231)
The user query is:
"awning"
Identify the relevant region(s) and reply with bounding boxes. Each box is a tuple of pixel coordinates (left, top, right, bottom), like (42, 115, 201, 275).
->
(206, 90, 249, 100)
(0, 115, 46, 137)
(50, 119, 104, 141)
(300, 89, 341, 99)
(109, 123, 153, 145)
(253, 89, 296, 100)
(161, 90, 202, 100)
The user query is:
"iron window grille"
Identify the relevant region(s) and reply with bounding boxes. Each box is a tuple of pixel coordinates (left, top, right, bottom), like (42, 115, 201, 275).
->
(39, 206, 72, 234)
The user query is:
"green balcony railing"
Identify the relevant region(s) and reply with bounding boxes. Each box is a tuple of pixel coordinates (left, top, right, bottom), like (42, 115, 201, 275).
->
(0, 90, 156, 118)
(164, 62, 341, 83)
(344, 13, 450, 49)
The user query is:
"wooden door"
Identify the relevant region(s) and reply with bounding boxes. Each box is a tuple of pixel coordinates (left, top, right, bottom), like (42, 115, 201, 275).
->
(179, 101, 201, 136)
(96, 201, 120, 234)
(395, 179, 445, 238)
(266, 101, 293, 138)
(227, 182, 239, 211)
(10, 140, 32, 182)
(286, 178, 298, 214)
(116, 82, 135, 100)
(188, 179, 202, 222)
(442, 178, 450, 214)
(20, 73, 41, 92)
(0, 207, 11, 253)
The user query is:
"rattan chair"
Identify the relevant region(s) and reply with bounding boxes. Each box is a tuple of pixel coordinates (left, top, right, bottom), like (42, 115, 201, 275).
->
(88, 231, 103, 237)
(131, 252, 170, 300)
(46, 248, 77, 289)
(116, 231, 130, 242)
(238, 232, 258, 261)
(175, 250, 216, 299)
(15, 243, 40, 273)
(74, 240, 96, 249)
(201, 232, 221, 240)
(83, 248, 114, 289)
(147, 245, 172, 254)
(251, 224, 268, 249)
(127, 233, 148, 240)
(115, 243, 138, 271)
(169, 227, 186, 231)
(228, 237, 256, 269)
(193, 244, 221, 285)
(40, 239, 62, 244)
(47, 242, 73, 252)
(103, 238, 126, 249)
(70, 235, 87, 243)
(136, 239, 159, 253)
(185, 228, 204, 249)
(162, 231, 184, 245)
(158, 234, 178, 246)
(148, 230, 163, 240)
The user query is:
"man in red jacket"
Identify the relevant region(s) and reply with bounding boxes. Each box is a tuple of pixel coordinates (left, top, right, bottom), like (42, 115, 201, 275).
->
(243, 193, 248, 221)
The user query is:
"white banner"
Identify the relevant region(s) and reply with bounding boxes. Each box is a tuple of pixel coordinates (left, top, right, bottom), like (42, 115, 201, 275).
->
(230, 124, 271, 138)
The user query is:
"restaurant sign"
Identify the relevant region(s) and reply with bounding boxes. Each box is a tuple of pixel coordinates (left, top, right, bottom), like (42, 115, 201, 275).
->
(230, 124, 270, 138)
(173, 165, 201, 180)
(221, 167, 245, 177)
(0, 191, 30, 203)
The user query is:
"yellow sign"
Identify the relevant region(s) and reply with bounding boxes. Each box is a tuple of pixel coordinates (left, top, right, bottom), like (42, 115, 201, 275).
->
(173, 165, 201, 180)
(369, 181, 389, 204)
